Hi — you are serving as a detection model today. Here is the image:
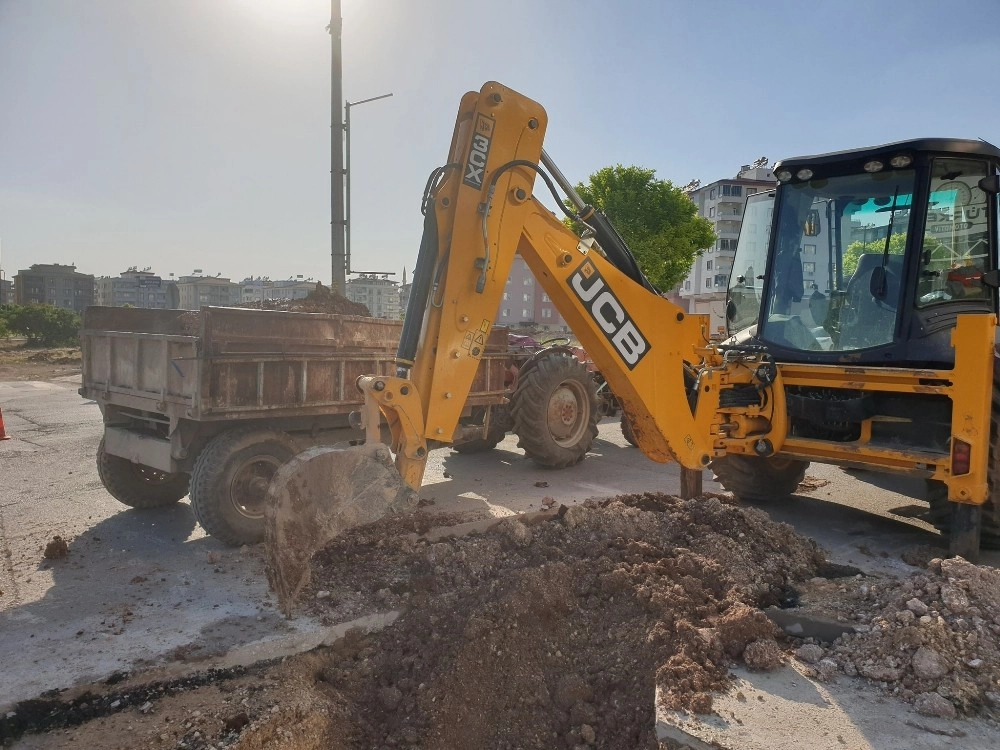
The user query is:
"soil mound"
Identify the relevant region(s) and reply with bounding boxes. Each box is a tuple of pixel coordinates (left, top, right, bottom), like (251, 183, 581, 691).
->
(297, 492, 823, 748)
(234, 283, 370, 316)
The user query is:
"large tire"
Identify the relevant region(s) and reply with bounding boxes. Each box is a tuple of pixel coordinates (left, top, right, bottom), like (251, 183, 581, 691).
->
(620, 411, 638, 447)
(96, 436, 189, 509)
(711, 454, 809, 501)
(189, 428, 297, 546)
(511, 351, 600, 468)
(926, 382, 1000, 549)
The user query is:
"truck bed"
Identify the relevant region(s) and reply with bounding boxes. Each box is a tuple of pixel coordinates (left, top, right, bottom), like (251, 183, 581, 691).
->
(81, 306, 509, 422)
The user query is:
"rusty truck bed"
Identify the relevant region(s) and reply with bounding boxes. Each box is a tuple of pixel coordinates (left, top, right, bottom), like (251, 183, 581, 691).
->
(80, 306, 510, 422)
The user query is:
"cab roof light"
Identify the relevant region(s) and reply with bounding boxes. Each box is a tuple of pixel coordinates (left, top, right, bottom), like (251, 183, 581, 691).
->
(864, 160, 885, 173)
(796, 168, 814, 181)
(889, 154, 913, 168)
(776, 170, 793, 183)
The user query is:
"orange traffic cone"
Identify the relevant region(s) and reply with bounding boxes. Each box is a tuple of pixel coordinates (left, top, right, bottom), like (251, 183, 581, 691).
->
(0, 406, 9, 440)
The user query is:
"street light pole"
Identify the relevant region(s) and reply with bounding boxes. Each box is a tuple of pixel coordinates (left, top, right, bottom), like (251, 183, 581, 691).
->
(345, 93, 392, 275)
(329, 0, 346, 295)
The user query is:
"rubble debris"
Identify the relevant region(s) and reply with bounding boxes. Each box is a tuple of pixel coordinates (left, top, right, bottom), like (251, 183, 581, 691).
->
(43, 536, 69, 560)
(797, 556, 1000, 718)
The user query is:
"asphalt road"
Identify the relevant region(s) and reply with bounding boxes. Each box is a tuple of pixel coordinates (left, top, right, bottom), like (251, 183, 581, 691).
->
(1, 376, 996, 711)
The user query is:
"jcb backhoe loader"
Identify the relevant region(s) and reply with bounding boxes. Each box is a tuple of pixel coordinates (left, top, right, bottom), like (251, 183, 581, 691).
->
(265, 82, 999, 612)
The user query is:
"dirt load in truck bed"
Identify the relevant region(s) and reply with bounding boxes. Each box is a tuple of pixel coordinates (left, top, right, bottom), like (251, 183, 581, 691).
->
(5, 492, 1000, 749)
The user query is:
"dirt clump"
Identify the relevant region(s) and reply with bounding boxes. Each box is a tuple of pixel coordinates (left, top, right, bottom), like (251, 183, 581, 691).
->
(791, 556, 1000, 720)
(42, 536, 69, 560)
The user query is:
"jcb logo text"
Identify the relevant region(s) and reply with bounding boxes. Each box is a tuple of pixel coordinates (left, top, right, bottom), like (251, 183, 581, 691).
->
(569, 261, 649, 369)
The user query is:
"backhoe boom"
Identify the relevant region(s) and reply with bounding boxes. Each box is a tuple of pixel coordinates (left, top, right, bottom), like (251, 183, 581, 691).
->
(373, 81, 785, 490)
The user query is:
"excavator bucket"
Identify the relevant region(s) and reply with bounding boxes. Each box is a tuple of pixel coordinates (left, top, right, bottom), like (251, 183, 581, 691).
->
(264, 442, 417, 616)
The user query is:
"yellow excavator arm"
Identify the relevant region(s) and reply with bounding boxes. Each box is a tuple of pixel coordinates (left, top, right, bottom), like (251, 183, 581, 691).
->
(363, 81, 786, 490)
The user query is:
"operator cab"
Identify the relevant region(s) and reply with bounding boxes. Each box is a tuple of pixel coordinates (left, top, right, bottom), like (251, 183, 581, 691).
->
(726, 139, 1000, 366)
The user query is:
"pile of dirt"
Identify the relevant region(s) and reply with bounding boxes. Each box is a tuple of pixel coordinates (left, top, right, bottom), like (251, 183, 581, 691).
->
(790, 557, 1000, 721)
(233, 284, 370, 317)
(294, 492, 823, 748)
(2, 493, 825, 749)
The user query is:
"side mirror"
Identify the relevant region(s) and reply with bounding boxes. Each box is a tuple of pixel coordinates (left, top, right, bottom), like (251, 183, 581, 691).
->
(726, 299, 737, 321)
(978, 174, 1000, 195)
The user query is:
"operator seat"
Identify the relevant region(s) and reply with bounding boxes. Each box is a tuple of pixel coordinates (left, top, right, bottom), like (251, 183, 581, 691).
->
(840, 253, 903, 349)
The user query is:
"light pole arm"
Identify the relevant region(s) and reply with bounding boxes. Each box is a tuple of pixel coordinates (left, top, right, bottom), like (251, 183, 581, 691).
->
(344, 93, 393, 276)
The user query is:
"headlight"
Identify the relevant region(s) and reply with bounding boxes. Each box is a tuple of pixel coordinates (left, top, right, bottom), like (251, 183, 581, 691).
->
(864, 160, 884, 173)
(889, 154, 913, 168)
(796, 168, 814, 181)
(776, 170, 793, 182)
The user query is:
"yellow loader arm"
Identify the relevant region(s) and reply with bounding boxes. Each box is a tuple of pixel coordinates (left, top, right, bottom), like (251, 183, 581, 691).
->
(265, 82, 784, 613)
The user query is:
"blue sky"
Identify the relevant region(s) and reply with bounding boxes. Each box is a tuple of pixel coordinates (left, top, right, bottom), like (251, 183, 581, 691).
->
(3, 0, 1000, 285)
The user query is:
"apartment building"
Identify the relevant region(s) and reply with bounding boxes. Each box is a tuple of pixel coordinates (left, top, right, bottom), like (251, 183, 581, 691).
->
(96, 267, 178, 309)
(14, 263, 95, 313)
(678, 164, 777, 334)
(0, 277, 12, 305)
(495, 255, 570, 332)
(176, 272, 239, 309)
(346, 273, 401, 319)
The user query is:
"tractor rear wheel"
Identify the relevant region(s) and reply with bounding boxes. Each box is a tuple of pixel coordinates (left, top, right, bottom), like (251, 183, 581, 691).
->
(511, 351, 599, 468)
(96, 437, 189, 509)
(710, 454, 809, 501)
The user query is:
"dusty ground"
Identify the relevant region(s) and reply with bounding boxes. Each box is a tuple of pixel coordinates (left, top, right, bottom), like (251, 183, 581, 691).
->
(4, 491, 1000, 748)
(0, 341, 81, 382)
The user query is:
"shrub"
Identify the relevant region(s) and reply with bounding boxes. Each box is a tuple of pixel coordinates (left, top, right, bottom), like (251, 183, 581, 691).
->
(1, 304, 82, 346)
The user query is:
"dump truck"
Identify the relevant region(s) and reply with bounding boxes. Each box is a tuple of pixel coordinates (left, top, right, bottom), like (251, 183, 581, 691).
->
(81, 305, 601, 545)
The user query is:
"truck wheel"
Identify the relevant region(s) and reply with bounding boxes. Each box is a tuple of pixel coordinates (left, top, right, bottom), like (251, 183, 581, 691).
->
(620, 411, 638, 447)
(96, 437, 189, 509)
(511, 351, 599, 468)
(711, 454, 808, 501)
(189, 428, 297, 546)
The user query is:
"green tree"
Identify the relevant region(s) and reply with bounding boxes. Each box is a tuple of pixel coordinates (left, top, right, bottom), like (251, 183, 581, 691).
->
(565, 165, 716, 290)
(2, 304, 81, 346)
(842, 232, 911, 277)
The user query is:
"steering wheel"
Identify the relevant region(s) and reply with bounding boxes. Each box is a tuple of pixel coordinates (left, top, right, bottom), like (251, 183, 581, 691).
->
(540, 336, 571, 347)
